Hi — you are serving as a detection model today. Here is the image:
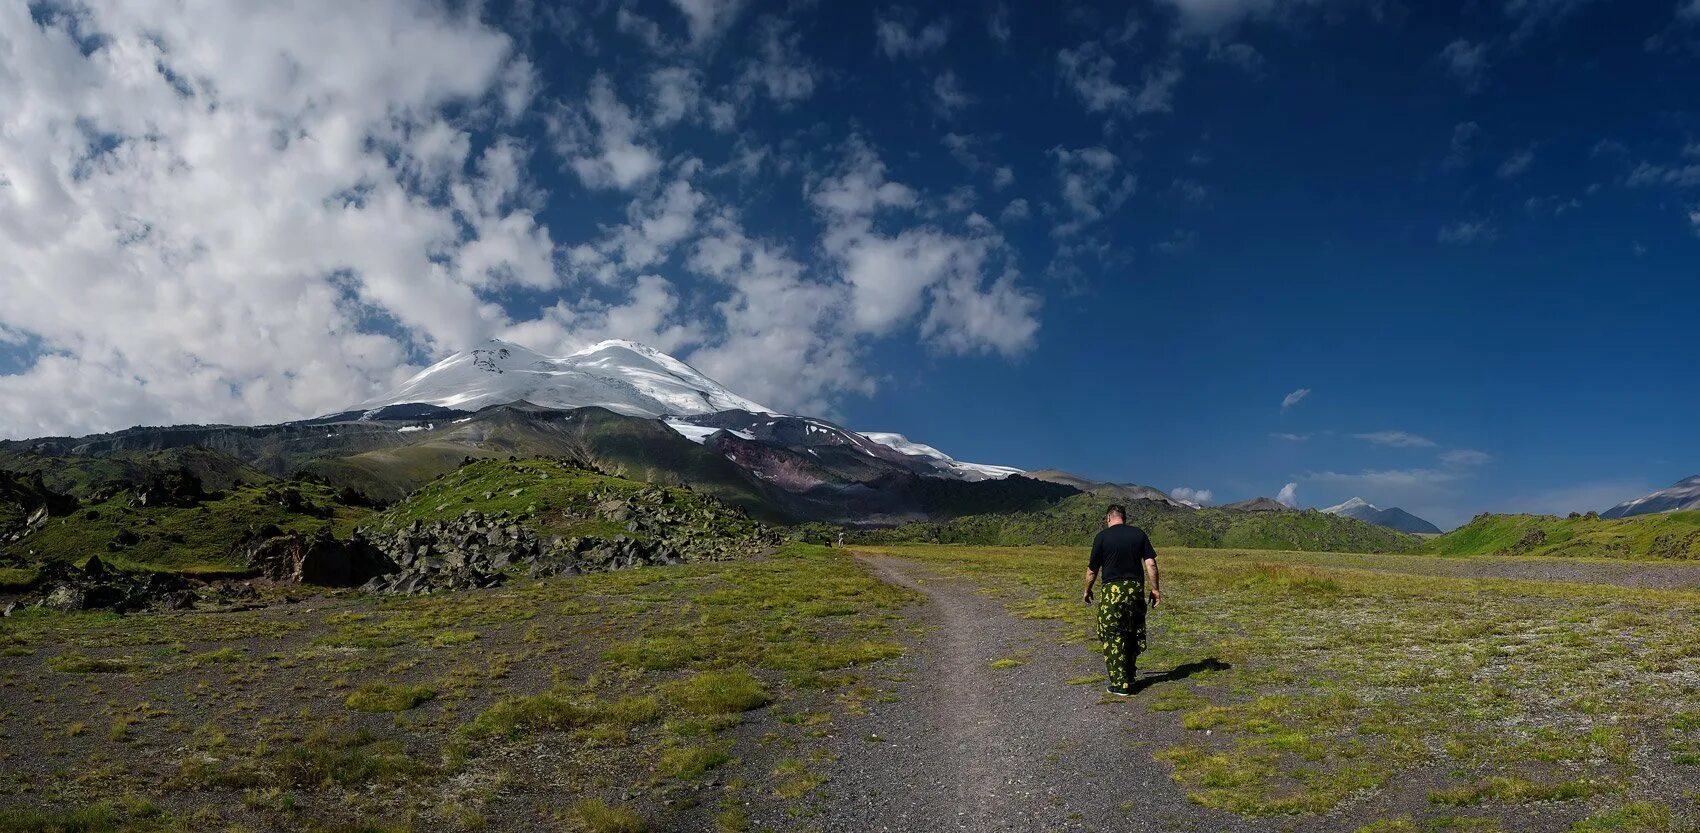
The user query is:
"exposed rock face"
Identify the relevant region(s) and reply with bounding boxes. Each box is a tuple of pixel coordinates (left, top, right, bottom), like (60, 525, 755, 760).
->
(0, 470, 78, 545)
(10, 555, 197, 615)
(241, 528, 395, 587)
(129, 467, 207, 508)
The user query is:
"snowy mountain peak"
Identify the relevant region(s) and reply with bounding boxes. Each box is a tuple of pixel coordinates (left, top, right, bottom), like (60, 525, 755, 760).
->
(360, 339, 773, 419)
(1602, 475, 1700, 519)
(860, 432, 1024, 481)
(1323, 497, 1377, 514)
(1322, 497, 1442, 534)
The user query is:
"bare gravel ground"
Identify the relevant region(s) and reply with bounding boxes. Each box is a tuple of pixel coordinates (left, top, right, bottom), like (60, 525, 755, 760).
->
(811, 555, 1265, 833)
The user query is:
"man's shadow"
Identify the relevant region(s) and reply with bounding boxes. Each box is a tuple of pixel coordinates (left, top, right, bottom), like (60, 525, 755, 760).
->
(1131, 657, 1231, 693)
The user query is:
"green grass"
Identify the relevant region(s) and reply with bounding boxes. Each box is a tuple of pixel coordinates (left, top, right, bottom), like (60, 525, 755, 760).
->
(189, 647, 244, 666)
(567, 799, 645, 833)
(369, 458, 766, 541)
(657, 742, 734, 779)
(859, 543, 1696, 824)
(0, 798, 195, 833)
(1425, 511, 1700, 560)
(344, 683, 437, 712)
(0, 446, 272, 499)
(1568, 802, 1673, 832)
(660, 670, 770, 716)
(0, 542, 915, 830)
(46, 651, 140, 673)
(2, 481, 370, 571)
(849, 491, 1419, 553)
(0, 566, 37, 591)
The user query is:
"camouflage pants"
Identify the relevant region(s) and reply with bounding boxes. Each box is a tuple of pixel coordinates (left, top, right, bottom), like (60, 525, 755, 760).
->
(1096, 580, 1147, 692)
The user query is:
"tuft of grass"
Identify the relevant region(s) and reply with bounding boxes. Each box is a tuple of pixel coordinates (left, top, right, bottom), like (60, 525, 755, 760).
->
(660, 671, 770, 716)
(568, 799, 645, 833)
(1568, 802, 1672, 832)
(988, 657, 1022, 670)
(46, 652, 139, 674)
(345, 683, 437, 713)
(190, 647, 245, 666)
(657, 742, 734, 779)
(602, 635, 702, 671)
(1428, 776, 1614, 807)
(0, 802, 127, 832)
(462, 690, 660, 739)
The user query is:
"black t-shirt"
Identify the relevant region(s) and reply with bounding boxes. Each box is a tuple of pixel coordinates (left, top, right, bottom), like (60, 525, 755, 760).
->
(1089, 524, 1157, 583)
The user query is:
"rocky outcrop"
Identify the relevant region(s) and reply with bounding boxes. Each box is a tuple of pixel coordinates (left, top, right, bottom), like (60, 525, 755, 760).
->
(354, 485, 780, 595)
(0, 470, 77, 544)
(240, 527, 394, 587)
(6, 555, 197, 615)
(128, 467, 207, 508)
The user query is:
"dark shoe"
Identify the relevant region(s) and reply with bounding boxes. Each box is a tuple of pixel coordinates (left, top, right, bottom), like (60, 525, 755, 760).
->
(1106, 686, 1133, 697)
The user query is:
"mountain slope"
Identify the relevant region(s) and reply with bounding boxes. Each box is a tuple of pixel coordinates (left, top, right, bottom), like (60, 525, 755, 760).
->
(1024, 469, 1182, 507)
(1602, 476, 1700, 519)
(1424, 511, 1700, 560)
(1322, 497, 1443, 534)
(299, 404, 787, 516)
(360, 339, 772, 418)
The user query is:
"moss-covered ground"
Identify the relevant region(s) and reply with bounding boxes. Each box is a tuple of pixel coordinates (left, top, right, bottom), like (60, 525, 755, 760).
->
(3, 482, 369, 573)
(0, 544, 914, 832)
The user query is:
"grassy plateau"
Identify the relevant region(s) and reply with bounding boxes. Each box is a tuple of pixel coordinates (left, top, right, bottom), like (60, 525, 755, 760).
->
(0, 544, 914, 832)
(854, 543, 1700, 831)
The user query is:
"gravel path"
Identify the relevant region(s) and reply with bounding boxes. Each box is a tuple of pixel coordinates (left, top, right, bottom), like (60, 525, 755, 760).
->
(812, 555, 1264, 833)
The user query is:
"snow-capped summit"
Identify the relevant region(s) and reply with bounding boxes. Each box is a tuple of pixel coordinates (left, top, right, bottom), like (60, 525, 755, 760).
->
(1323, 497, 1377, 514)
(1602, 476, 1700, 519)
(360, 339, 772, 419)
(1322, 497, 1441, 534)
(860, 432, 1024, 482)
(358, 338, 1025, 486)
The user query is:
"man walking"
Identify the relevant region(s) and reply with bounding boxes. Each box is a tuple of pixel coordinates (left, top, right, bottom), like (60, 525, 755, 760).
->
(1082, 504, 1161, 696)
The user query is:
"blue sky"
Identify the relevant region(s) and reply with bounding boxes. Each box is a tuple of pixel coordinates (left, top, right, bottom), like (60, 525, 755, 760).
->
(3, 0, 1698, 528)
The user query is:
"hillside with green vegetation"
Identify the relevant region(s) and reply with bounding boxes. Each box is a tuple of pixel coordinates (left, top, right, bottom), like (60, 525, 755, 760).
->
(1424, 510, 1700, 560)
(0, 446, 272, 498)
(846, 493, 1420, 553)
(368, 457, 772, 545)
(2, 481, 370, 573)
(300, 405, 785, 517)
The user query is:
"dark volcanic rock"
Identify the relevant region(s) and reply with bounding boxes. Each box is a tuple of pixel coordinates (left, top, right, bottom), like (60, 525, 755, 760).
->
(354, 485, 779, 596)
(130, 467, 207, 508)
(10, 556, 195, 615)
(241, 529, 395, 586)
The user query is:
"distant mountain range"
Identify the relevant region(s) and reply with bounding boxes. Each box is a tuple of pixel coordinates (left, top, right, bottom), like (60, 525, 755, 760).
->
(1321, 497, 1442, 534)
(1602, 476, 1700, 519)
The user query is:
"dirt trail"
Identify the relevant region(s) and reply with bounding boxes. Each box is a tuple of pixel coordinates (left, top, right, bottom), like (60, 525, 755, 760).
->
(812, 554, 1261, 833)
